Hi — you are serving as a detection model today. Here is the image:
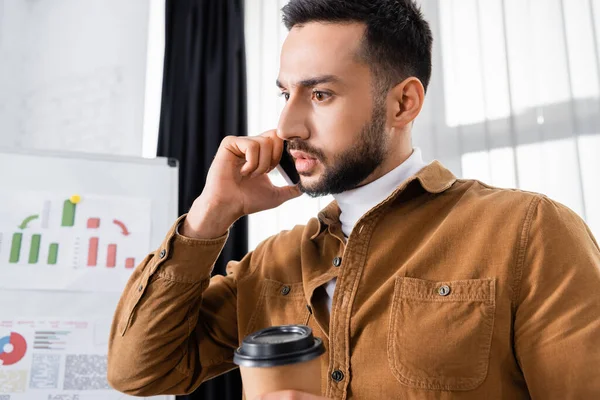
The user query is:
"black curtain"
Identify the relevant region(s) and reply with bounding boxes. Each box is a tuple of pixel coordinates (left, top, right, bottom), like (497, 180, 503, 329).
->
(157, 0, 247, 399)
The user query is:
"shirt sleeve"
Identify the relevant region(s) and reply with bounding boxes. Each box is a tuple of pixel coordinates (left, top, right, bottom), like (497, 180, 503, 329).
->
(514, 196, 600, 398)
(107, 214, 253, 396)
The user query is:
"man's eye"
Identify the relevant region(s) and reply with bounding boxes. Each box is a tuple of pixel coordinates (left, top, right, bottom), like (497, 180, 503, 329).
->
(312, 91, 331, 102)
(279, 92, 290, 101)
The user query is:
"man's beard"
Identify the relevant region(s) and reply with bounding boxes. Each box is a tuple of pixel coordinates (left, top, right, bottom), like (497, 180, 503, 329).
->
(288, 102, 388, 197)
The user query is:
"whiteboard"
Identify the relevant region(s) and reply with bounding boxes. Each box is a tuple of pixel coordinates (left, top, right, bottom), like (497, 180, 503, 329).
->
(0, 148, 178, 254)
(0, 148, 177, 400)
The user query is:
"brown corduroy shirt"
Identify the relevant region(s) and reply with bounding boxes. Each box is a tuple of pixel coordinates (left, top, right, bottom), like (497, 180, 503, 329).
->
(107, 161, 600, 399)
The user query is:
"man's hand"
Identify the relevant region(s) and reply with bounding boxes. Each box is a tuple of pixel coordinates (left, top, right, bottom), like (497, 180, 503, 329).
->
(254, 390, 329, 400)
(182, 130, 302, 239)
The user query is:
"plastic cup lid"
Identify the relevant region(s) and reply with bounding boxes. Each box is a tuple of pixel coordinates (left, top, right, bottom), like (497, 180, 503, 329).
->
(233, 325, 325, 368)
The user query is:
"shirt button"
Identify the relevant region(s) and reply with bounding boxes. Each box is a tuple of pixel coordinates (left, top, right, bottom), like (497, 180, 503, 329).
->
(138, 285, 143, 292)
(159, 249, 166, 259)
(281, 286, 291, 295)
(333, 257, 342, 267)
(331, 370, 344, 382)
(438, 285, 451, 296)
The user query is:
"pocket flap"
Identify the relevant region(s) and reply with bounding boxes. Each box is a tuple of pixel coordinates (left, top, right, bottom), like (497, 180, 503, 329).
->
(400, 277, 495, 303)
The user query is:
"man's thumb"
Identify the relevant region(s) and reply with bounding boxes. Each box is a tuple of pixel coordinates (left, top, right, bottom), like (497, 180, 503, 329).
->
(275, 184, 302, 204)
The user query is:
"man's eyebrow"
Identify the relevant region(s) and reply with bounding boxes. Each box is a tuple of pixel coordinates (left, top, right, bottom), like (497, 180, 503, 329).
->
(276, 75, 341, 89)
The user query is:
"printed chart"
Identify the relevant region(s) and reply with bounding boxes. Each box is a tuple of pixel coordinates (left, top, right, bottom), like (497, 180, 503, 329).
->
(0, 319, 170, 400)
(0, 192, 152, 292)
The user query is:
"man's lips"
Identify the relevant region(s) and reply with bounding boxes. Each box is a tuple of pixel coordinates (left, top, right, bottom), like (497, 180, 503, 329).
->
(289, 150, 317, 160)
(289, 150, 319, 173)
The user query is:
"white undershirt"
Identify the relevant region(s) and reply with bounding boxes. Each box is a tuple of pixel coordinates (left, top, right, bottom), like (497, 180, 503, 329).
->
(324, 148, 428, 312)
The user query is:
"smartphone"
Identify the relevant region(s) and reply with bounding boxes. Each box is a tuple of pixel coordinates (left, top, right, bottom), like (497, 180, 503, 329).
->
(275, 141, 300, 186)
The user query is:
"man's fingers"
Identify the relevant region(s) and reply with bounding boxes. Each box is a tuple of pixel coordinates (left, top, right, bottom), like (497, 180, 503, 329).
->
(271, 137, 284, 170)
(261, 130, 285, 170)
(221, 130, 288, 180)
(251, 136, 275, 177)
(236, 139, 260, 176)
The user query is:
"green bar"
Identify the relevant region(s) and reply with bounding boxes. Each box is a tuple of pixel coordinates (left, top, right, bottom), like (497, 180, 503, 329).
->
(48, 243, 59, 265)
(61, 200, 76, 227)
(29, 234, 41, 264)
(9, 233, 23, 263)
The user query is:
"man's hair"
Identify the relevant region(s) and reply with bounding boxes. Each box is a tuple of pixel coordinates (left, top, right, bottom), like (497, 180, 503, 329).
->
(281, 0, 433, 94)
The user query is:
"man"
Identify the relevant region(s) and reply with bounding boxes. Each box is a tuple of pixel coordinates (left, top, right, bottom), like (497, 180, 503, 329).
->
(108, 0, 600, 398)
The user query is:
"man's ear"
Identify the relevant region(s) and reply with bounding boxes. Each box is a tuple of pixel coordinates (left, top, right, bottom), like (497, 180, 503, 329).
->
(387, 77, 425, 129)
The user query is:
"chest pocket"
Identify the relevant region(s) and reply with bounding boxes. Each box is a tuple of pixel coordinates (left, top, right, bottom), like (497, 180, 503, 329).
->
(245, 279, 310, 337)
(388, 277, 496, 391)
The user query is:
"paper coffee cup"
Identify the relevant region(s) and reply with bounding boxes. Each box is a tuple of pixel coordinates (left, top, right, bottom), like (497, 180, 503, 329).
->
(234, 325, 325, 399)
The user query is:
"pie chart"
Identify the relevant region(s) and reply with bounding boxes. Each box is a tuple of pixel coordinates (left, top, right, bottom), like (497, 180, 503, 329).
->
(0, 332, 27, 366)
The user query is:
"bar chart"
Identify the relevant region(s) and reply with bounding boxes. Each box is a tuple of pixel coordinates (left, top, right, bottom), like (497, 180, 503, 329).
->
(3, 194, 147, 270)
(33, 330, 70, 351)
(9, 227, 59, 265)
(86, 218, 135, 268)
(0, 191, 151, 291)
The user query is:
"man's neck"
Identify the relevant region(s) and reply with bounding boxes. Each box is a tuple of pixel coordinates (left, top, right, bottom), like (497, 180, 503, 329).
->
(354, 146, 415, 189)
(333, 148, 427, 238)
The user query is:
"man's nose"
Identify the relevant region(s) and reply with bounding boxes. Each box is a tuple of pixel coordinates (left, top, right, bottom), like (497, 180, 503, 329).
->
(277, 100, 310, 141)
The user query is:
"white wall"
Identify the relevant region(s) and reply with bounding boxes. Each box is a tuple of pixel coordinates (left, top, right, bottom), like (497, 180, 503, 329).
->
(0, 0, 150, 156)
(142, 0, 166, 158)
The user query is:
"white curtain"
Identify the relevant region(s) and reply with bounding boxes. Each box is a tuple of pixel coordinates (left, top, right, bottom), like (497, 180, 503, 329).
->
(245, 0, 600, 249)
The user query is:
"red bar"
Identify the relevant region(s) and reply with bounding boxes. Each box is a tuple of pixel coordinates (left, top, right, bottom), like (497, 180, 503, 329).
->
(125, 257, 135, 269)
(87, 238, 99, 267)
(87, 218, 100, 229)
(107, 244, 117, 268)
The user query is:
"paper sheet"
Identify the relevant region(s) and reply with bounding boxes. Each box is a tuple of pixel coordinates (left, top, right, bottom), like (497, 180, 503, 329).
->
(0, 192, 152, 292)
(0, 318, 169, 399)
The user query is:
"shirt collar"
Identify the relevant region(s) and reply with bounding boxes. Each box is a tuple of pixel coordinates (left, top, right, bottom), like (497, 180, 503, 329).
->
(311, 160, 457, 239)
(333, 148, 428, 237)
